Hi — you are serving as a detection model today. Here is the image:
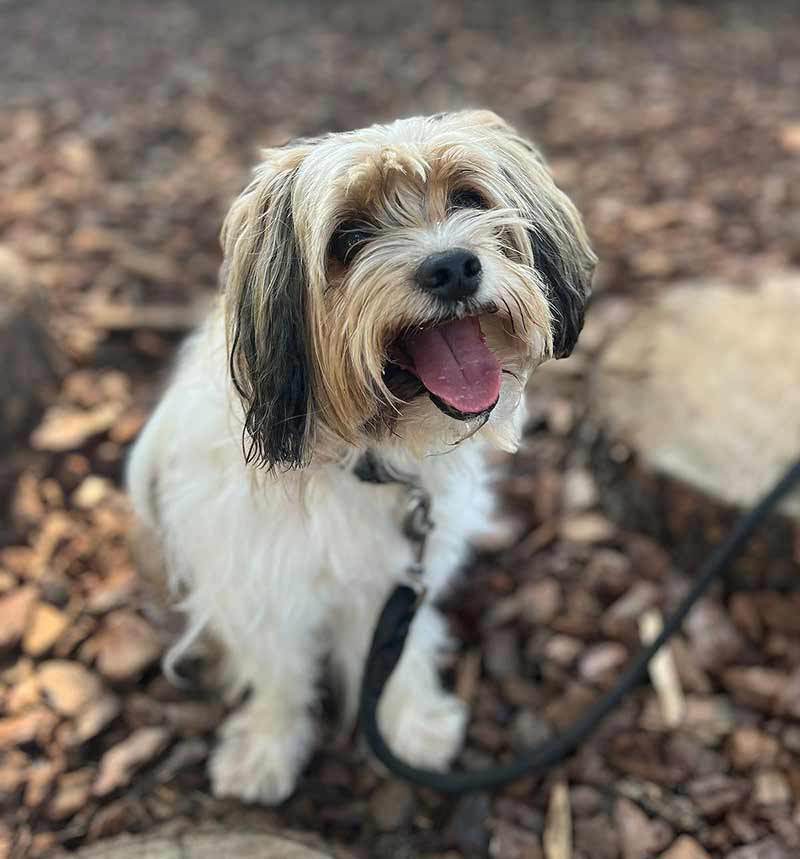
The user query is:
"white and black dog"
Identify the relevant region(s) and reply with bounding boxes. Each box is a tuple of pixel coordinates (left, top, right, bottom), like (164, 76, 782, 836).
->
(127, 110, 595, 804)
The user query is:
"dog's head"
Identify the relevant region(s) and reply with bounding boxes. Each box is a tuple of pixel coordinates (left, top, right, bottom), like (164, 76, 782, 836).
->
(222, 110, 596, 468)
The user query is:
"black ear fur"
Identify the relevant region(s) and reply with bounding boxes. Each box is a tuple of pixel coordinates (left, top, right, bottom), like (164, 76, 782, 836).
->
(498, 146, 594, 359)
(227, 176, 312, 469)
(530, 227, 590, 359)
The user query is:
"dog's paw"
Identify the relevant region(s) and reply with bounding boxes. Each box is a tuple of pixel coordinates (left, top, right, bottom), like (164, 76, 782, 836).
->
(379, 688, 468, 770)
(209, 705, 313, 805)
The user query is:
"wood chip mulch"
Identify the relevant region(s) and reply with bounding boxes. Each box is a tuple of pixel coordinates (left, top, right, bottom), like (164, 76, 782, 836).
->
(1, 2, 800, 857)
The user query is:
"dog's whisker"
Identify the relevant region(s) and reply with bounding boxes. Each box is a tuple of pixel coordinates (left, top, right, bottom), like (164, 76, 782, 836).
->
(499, 297, 517, 337)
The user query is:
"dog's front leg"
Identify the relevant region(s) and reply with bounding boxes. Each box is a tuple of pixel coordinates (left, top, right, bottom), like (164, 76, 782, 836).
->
(332, 597, 468, 770)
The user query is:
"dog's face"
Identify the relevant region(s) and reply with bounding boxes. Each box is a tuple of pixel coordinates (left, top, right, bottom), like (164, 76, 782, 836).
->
(222, 110, 596, 468)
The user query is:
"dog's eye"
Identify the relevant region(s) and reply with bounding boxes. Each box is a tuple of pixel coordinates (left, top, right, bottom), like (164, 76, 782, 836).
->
(330, 221, 371, 265)
(449, 188, 488, 211)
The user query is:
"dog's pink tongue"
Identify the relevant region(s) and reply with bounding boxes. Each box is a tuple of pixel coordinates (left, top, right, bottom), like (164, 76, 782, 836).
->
(402, 317, 501, 415)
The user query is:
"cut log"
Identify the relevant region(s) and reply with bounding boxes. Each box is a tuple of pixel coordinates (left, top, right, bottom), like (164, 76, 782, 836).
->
(0, 245, 65, 445)
(71, 829, 336, 859)
(589, 274, 800, 584)
(0, 246, 67, 523)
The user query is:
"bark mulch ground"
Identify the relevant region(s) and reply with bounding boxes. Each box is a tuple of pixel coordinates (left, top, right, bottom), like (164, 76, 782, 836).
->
(1, 2, 799, 857)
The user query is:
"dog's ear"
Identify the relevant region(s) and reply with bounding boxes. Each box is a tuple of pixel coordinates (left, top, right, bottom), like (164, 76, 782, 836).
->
(486, 116, 596, 359)
(529, 224, 592, 359)
(222, 159, 313, 469)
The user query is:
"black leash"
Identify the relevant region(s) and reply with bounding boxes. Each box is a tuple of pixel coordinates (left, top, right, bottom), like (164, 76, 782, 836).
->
(358, 453, 800, 793)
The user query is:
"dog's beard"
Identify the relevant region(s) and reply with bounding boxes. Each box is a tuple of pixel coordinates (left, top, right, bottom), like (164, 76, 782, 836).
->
(357, 299, 542, 459)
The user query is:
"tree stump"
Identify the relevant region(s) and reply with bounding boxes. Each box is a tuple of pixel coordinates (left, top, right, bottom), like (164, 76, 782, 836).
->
(0, 246, 66, 441)
(589, 274, 800, 585)
(71, 829, 336, 859)
(0, 245, 66, 521)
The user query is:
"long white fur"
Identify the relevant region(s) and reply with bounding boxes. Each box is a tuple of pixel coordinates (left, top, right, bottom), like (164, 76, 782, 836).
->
(128, 312, 505, 802)
(126, 111, 593, 804)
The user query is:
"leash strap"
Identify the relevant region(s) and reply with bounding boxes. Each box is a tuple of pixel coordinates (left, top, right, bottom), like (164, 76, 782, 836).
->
(358, 454, 800, 793)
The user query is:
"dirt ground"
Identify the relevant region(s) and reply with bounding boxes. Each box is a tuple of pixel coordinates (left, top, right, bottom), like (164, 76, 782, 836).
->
(1, 1, 800, 857)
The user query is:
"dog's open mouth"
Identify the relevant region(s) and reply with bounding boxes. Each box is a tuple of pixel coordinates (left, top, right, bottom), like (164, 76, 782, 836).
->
(387, 316, 502, 421)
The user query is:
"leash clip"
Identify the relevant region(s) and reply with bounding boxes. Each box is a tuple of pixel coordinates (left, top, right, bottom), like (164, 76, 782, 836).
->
(402, 485, 434, 582)
(403, 566, 428, 607)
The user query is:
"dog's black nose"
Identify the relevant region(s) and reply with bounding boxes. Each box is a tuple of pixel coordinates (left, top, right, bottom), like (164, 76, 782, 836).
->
(415, 249, 482, 301)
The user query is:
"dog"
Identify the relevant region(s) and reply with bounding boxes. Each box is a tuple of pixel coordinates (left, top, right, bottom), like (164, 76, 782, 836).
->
(126, 110, 595, 804)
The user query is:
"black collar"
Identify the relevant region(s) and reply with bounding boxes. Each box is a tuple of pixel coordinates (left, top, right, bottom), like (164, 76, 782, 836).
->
(353, 449, 413, 487)
(353, 450, 394, 485)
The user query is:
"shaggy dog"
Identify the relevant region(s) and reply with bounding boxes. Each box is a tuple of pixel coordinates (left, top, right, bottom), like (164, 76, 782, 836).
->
(127, 110, 595, 803)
